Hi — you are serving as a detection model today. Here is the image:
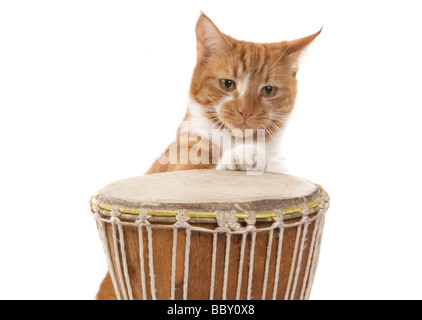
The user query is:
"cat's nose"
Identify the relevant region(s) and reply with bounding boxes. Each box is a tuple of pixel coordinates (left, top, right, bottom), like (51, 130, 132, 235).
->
(239, 110, 254, 119)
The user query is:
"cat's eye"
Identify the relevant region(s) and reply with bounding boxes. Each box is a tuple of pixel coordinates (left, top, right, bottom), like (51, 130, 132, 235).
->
(261, 86, 277, 97)
(220, 79, 236, 91)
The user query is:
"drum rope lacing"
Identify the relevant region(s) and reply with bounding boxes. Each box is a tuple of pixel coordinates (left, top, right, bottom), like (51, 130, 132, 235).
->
(92, 190, 329, 300)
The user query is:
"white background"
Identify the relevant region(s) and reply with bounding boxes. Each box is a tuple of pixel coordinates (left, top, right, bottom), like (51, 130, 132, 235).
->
(1, 0, 421, 300)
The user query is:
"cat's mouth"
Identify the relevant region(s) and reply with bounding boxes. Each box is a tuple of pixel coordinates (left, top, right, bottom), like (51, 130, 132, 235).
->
(222, 121, 258, 138)
(232, 122, 253, 130)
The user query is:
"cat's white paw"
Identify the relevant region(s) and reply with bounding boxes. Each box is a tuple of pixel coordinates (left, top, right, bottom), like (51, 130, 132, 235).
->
(216, 144, 266, 173)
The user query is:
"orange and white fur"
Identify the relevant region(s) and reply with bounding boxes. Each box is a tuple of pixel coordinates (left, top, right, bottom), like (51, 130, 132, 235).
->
(96, 13, 320, 300)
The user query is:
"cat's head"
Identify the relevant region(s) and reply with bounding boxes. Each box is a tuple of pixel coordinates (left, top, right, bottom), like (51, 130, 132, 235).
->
(189, 13, 321, 139)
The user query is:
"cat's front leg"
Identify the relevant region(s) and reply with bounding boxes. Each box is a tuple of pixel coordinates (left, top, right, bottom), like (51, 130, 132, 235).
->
(216, 144, 266, 173)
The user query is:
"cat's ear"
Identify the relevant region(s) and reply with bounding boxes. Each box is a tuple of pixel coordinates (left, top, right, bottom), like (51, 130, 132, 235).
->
(282, 27, 322, 75)
(195, 12, 232, 64)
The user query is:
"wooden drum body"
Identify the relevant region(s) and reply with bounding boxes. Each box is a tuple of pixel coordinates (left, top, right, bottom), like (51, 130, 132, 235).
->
(90, 170, 329, 300)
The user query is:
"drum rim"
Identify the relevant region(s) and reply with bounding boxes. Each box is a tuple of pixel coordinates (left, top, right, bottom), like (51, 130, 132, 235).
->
(90, 185, 329, 222)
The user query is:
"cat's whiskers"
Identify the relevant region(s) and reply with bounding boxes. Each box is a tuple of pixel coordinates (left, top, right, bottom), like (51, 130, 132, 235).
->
(205, 109, 227, 131)
(268, 121, 281, 130)
(264, 125, 277, 145)
(271, 110, 289, 117)
(266, 129, 277, 145)
(191, 89, 230, 133)
(270, 115, 288, 121)
(210, 117, 223, 127)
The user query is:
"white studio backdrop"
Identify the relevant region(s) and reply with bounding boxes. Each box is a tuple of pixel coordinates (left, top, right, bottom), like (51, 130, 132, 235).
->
(1, 0, 421, 300)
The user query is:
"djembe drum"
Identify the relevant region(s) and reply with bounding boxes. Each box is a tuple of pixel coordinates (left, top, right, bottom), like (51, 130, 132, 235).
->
(90, 169, 329, 300)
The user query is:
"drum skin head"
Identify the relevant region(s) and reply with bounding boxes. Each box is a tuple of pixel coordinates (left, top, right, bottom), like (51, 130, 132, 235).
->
(96, 169, 320, 213)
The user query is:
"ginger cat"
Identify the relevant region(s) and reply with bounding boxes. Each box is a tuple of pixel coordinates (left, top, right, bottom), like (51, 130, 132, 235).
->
(96, 12, 320, 300)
